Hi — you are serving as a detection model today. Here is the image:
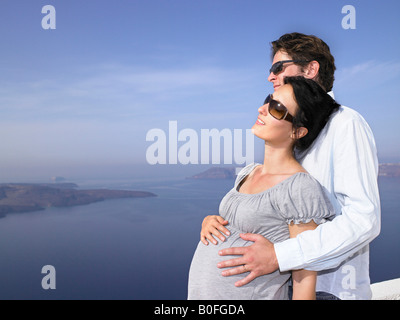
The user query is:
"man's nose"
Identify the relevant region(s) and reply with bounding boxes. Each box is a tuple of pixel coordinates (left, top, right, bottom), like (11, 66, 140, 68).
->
(267, 71, 275, 83)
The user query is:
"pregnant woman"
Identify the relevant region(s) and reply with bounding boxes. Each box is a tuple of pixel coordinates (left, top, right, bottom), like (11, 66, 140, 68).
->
(188, 76, 339, 300)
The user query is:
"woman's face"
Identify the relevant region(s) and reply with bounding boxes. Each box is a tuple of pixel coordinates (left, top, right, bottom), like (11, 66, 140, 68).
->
(252, 84, 298, 146)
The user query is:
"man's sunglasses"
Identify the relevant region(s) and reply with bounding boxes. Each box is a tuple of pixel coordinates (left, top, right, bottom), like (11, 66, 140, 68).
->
(263, 94, 294, 122)
(269, 60, 309, 75)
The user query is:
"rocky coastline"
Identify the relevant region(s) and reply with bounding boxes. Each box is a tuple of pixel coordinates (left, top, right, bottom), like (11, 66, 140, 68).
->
(0, 183, 156, 217)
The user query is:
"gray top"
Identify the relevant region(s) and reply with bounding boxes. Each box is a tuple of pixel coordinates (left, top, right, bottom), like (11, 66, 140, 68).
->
(187, 163, 335, 300)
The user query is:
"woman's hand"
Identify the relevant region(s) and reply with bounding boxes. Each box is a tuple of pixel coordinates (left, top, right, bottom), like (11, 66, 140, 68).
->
(200, 215, 230, 245)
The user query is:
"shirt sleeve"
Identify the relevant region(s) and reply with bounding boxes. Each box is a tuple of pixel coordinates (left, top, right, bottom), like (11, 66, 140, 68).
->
(275, 173, 335, 226)
(274, 113, 381, 272)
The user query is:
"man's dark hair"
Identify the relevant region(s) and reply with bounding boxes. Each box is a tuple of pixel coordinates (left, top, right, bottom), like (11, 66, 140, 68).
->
(271, 32, 336, 92)
(284, 76, 340, 152)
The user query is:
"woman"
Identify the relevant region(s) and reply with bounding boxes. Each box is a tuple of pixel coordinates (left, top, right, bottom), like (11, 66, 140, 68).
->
(187, 76, 340, 300)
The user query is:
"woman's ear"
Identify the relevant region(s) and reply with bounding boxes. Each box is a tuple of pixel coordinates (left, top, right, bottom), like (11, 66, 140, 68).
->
(303, 60, 320, 80)
(292, 127, 308, 140)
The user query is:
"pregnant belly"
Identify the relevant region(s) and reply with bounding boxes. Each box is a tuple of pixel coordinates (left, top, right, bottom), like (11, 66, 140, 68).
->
(187, 227, 254, 299)
(187, 226, 290, 300)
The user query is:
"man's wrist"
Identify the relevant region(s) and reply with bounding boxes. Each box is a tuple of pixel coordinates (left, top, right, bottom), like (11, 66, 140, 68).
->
(270, 243, 279, 272)
(274, 238, 304, 272)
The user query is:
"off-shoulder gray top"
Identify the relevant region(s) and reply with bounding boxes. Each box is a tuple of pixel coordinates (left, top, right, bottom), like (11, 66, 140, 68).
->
(188, 163, 335, 300)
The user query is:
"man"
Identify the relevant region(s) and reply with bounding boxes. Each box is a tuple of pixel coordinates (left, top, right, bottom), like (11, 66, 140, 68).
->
(202, 33, 381, 300)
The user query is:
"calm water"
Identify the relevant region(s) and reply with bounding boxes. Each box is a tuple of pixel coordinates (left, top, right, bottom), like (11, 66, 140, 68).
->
(0, 176, 398, 300)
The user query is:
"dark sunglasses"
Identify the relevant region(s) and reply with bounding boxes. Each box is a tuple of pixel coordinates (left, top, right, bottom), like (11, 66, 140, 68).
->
(263, 94, 294, 122)
(269, 60, 309, 75)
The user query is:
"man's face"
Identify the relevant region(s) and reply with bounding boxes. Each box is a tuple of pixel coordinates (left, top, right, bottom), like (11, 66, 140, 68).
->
(268, 50, 304, 91)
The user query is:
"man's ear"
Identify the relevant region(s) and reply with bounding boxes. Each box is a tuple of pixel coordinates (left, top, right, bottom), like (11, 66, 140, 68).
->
(292, 127, 308, 140)
(303, 60, 320, 80)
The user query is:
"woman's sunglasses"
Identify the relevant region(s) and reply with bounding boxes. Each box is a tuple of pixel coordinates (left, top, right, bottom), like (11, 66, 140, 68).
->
(263, 94, 294, 123)
(269, 60, 309, 75)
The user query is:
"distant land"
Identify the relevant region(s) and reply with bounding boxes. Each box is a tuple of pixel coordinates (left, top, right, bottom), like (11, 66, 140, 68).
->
(0, 183, 156, 217)
(187, 167, 236, 180)
(378, 163, 400, 177)
(187, 163, 400, 179)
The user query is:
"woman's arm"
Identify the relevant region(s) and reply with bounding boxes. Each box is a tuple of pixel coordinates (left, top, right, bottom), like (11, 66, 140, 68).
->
(289, 221, 318, 300)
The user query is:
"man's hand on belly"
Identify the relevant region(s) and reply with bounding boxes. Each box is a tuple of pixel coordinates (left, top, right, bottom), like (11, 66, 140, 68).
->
(217, 233, 279, 287)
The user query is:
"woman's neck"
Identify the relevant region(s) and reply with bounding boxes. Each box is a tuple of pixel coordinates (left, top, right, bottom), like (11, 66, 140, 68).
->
(260, 143, 303, 175)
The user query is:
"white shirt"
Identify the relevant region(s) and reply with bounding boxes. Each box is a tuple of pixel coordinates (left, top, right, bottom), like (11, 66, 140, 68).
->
(274, 99, 381, 300)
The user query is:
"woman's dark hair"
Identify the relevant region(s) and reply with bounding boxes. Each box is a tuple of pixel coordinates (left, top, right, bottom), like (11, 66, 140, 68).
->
(284, 76, 340, 152)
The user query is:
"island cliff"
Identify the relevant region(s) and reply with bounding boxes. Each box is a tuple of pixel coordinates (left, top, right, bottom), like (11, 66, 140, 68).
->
(0, 183, 156, 216)
(187, 167, 236, 180)
(379, 163, 400, 177)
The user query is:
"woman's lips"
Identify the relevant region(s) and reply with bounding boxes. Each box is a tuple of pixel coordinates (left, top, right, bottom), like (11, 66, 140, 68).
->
(255, 117, 265, 125)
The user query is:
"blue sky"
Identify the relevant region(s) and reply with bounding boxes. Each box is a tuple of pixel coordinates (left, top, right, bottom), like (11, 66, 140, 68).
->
(1, 0, 400, 181)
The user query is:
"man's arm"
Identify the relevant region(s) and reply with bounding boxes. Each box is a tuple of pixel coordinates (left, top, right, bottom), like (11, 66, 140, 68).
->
(275, 113, 380, 271)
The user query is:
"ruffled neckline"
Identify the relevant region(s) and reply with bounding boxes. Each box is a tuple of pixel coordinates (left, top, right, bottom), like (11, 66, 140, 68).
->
(234, 165, 309, 196)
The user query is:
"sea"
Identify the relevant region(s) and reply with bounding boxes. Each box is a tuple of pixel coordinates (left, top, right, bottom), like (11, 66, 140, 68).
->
(0, 174, 398, 300)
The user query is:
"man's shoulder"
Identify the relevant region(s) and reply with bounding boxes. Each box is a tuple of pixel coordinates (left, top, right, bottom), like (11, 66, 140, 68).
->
(328, 92, 367, 123)
(330, 105, 369, 127)
(325, 105, 376, 148)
